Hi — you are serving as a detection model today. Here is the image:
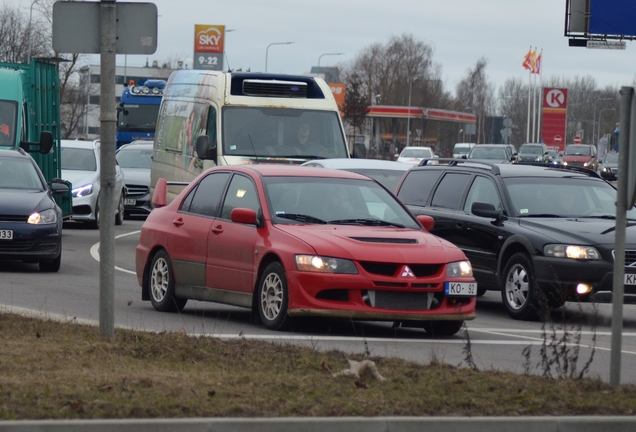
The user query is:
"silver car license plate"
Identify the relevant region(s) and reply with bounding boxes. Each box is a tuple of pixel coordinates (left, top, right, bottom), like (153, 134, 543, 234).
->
(124, 198, 136, 206)
(444, 282, 477, 296)
(0, 230, 13, 240)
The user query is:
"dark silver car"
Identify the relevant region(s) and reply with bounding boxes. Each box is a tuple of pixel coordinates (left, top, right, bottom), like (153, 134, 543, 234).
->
(115, 140, 153, 217)
(301, 158, 411, 191)
(600, 152, 618, 181)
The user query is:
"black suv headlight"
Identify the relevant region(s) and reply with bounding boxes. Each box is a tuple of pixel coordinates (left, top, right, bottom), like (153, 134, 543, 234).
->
(544, 244, 600, 260)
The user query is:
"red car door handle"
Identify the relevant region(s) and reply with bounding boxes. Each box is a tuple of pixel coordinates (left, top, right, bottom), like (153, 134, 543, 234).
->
(172, 218, 184, 227)
(211, 225, 223, 234)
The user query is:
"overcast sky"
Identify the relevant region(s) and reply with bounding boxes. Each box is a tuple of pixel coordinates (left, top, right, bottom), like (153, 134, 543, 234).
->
(15, 0, 636, 94)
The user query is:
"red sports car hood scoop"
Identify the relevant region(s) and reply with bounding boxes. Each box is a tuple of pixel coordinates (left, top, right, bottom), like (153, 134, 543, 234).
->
(275, 224, 464, 263)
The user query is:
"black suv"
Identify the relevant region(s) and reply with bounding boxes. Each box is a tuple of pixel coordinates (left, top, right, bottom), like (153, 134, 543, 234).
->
(516, 143, 550, 163)
(396, 160, 636, 320)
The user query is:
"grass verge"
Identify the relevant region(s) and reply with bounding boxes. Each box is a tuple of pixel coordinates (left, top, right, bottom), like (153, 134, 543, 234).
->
(1, 311, 635, 420)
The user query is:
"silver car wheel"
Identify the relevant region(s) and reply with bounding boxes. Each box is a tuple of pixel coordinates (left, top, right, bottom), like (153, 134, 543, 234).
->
(504, 263, 529, 311)
(260, 271, 283, 320)
(150, 256, 170, 303)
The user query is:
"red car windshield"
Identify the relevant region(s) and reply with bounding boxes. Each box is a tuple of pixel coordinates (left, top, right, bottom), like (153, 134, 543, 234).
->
(263, 176, 420, 228)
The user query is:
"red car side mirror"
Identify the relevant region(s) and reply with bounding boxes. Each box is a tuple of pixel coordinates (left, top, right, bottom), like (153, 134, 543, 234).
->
(417, 215, 434, 231)
(152, 178, 167, 208)
(231, 208, 257, 225)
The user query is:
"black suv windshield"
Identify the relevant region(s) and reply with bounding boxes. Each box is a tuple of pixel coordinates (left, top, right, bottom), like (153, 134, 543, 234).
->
(519, 145, 543, 155)
(503, 176, 636, 219)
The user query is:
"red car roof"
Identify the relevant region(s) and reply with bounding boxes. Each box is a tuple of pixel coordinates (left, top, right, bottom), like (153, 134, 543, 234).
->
(209, 164, 369, 180)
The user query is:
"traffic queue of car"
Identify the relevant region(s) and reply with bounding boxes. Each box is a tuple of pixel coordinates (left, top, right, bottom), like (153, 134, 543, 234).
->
(0, 139, 627, 336)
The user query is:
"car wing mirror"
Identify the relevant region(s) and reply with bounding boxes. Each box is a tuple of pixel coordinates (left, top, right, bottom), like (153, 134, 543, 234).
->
(152, 178, 167, 208)
(50, 181, 69, 195)
(19, 131, 53, 154)
(416, 215, 435, 231)
(231, 208, 257, 225)
(471, 201, 502, 219)
(195, 135, 216, 160)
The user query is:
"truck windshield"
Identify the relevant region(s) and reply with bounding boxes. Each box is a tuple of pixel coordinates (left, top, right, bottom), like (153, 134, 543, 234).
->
(0, 100, 17, 147)
(222, 107, 348, 159)
(117, 104, 160, 132)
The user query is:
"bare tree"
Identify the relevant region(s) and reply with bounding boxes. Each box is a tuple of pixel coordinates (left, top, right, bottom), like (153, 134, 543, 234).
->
(341, 33, 454, 154)
(456, 58, 494, 144)
(0, 3, 49, 63)
(342, 73, 368, 135)
(497, 77, 529, 147)
(31, 0, 96, 138)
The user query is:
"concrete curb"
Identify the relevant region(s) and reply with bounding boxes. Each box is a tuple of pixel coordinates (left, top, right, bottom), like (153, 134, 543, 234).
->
(1, 416, 636, 432)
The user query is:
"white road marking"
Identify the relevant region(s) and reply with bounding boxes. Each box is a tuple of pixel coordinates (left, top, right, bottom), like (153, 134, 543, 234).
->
(90, 230, 140, 275)
(81, 230, 636, 355)
(3, 304, 635, 354)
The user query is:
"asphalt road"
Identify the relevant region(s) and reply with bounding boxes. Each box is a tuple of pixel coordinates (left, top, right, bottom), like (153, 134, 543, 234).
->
(2, 217, 636, 385)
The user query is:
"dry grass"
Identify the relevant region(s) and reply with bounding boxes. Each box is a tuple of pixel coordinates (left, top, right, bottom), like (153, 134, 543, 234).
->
(1, 311, 636, 420)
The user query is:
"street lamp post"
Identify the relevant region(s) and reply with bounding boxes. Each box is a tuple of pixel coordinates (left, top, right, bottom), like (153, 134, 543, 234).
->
(593, 97, 614, 145)
(598, 108, 616, 145)
(265, 41, 294, 73)
(27, 0, 42, 63)
(318, 52, 344, 66)
(223, 29, 235, 71)
(406, 74, 426, 147)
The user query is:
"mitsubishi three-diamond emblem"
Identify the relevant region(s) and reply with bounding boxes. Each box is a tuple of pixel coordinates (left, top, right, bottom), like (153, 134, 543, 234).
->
(400, 265, 415, 278)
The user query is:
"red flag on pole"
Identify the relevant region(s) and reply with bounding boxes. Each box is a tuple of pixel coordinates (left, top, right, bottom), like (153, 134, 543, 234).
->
(532, 52, 542, 74)
(522, 49, 533, 71)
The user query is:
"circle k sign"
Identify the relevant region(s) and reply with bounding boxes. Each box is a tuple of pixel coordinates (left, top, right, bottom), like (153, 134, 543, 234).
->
(544, 88, 567, 109)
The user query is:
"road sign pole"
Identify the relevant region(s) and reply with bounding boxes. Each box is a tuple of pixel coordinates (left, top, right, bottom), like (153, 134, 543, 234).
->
(610, 87, 632, 387)
(99, 0, 117, 340)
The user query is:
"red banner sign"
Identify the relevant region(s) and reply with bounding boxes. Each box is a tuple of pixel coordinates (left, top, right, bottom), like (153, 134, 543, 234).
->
(542, 88, 568, 151)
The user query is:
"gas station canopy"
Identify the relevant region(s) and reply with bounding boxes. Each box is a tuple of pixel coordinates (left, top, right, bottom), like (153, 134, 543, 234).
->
(366, 105, 476, 124)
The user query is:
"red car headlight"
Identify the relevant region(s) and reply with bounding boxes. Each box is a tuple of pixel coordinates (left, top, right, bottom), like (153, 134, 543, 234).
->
(295, 255, 358, 274)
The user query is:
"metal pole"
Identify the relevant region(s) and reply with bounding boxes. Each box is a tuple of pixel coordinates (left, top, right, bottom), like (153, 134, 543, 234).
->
(526, 69, 532, 143)
(593, 98, 614, 145)
(265, 41, 293, 73)
(99, 0, 117, 339)
(610, 87, 632, 387)
(27, 0, 42, 63)
(406, 77, 413, 147)
(599, 108, 616, 146)
(318, 52, 344, 66)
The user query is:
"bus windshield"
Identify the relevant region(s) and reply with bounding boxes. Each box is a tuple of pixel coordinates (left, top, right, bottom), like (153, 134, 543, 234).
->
(222, 107, 348, 159)
(117, 104, 160, 132)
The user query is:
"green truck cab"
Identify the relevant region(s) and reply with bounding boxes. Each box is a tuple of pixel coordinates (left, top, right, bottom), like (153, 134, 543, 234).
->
(0, 59, 72, 218)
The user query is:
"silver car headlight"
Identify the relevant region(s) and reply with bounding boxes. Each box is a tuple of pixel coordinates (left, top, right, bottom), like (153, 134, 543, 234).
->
(295, 255, 358, 274)
(447, 260, 473, 277)
(544, 244, 601, 260)
(72, 183, 94, 197)
(28, 209, 57, 225)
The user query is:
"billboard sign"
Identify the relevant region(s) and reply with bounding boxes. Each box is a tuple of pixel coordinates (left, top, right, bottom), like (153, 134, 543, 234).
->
(193, 24, 225, 71)
(542, 88, 568, 150)
(566, 0, 636, 41)
(329, 83, 346, 115)
(589, 0, 636, 37)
